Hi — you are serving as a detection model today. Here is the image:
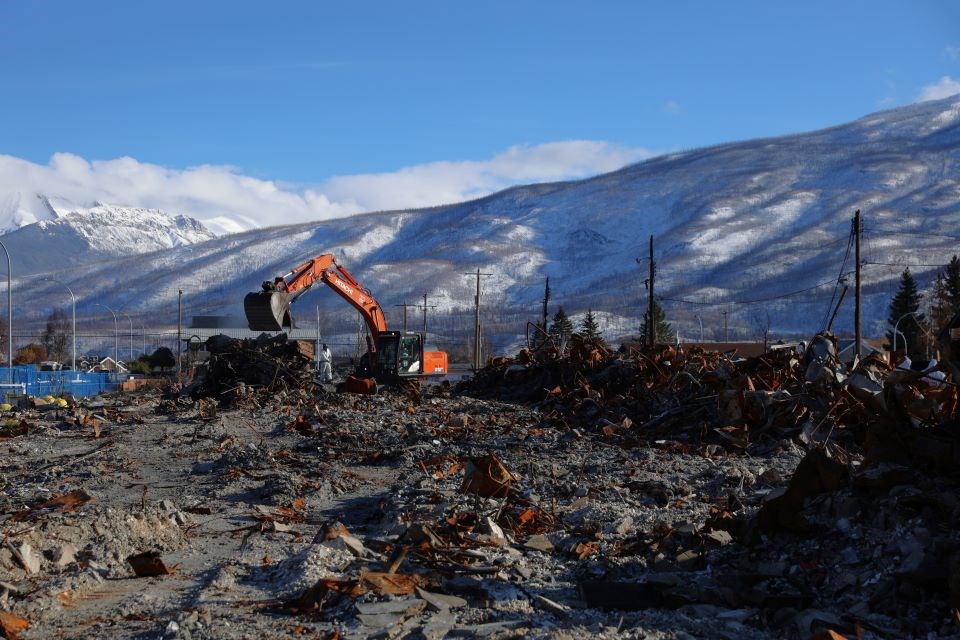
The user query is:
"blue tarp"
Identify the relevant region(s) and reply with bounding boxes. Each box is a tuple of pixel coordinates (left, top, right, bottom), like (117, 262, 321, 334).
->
(0, 366, 121, 400)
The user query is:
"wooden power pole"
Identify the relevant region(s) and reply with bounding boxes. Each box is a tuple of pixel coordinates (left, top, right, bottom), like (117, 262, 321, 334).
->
(463, 269, 492, 371)
(853, 209, 862, 360)
(648, 235, 655, 346)
(394, 302, 415, 332)
(541, 277, 551, 330)
(418, 294, 437, 342)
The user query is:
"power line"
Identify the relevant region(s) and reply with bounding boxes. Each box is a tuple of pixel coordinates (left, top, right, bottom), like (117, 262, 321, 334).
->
(661, 275, 848, 307)
(820, 225, 854, 331)
(862, 260, 950, 269)
(862, 229, 960, 241)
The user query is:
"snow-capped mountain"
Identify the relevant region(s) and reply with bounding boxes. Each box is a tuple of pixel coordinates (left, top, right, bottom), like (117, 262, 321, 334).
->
(0, 201, 214, 274)
(20, 95, 960, 354)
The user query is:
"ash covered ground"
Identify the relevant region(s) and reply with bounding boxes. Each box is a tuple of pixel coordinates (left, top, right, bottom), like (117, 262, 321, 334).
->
(1, 333, 958, 639)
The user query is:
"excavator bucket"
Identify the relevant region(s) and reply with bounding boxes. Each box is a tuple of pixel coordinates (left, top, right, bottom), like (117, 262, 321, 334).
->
(244, 291, 294, 331)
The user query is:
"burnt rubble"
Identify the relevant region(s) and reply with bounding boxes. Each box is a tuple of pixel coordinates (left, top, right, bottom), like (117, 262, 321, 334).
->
(0, 331, 957, 639)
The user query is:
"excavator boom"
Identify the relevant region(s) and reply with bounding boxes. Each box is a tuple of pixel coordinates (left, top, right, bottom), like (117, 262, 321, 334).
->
(244, 254, 386, 335)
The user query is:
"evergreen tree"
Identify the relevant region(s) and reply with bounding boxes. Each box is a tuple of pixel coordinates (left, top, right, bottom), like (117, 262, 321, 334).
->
(580, 308, 603, 341)
(946, 255, 960, 310)
(885, 268, 925, 355)
(930, 272, 953, 334)
(639, 298, 672, 345)
(549, 307, 575, 341)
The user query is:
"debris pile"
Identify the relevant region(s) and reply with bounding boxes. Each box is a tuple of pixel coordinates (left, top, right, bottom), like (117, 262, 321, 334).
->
(0, 330, 958, 638)
(188, 333, 320, 405)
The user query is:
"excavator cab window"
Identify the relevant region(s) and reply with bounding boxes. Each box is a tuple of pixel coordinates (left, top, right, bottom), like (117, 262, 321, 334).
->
(375, 336, 399, 375)
(398, 334, 422, 374)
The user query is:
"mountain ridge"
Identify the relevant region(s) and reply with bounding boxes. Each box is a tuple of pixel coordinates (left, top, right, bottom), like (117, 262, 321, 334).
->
(17, 94, 960, 354)
(1, 202, 214, 275)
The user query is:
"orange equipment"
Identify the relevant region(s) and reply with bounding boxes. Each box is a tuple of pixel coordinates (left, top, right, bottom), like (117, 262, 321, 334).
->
(243, 254, 448, 381)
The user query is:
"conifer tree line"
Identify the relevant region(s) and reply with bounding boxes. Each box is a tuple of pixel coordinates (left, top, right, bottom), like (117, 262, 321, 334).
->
(535, 305, 609, 349)
(886, 255, 960, 358)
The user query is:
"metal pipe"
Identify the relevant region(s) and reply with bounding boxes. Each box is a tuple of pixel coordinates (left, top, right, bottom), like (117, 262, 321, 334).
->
(43, 278, 76, 372)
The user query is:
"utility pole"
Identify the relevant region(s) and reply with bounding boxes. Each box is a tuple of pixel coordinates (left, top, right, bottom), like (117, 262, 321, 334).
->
(316, 305, 321, 371)
(0, 240, 12, 375)
(722, 309, 729, 342)
(853, 210, 862, 361)
(418, 293, 437, 343)
(637, 236, 655, 345)
(394, 302, 415, 332)
(648, 235, 655, 346)
(541, 277, 551, 330)
(463, 268, 492, 371)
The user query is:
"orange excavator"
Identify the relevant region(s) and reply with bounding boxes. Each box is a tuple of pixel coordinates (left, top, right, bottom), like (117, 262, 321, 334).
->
(243, 254, 448, 382)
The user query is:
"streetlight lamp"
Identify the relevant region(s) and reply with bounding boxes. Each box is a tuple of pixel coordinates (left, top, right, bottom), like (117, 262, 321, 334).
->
(43, 278, 76, 372)
(892, 311, 919, 354)
(0, 239, 11, 373)
(121, 312, 134, 361)
(94, 303, 119, 366)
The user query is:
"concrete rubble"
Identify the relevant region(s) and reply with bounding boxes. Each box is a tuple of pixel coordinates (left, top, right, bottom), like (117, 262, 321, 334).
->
(0, 331, 958, 638)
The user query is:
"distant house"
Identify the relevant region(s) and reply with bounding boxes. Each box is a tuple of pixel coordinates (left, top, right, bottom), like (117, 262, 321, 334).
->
(88, 357, 128, 373)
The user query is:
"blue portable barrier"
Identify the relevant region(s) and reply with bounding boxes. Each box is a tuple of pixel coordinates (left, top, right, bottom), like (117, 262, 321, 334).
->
(0, 365, 121, 400)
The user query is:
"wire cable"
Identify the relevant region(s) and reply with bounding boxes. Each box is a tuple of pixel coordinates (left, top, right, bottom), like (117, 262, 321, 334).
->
(661, 274, 847, 307)
(820, 225, 854, 331)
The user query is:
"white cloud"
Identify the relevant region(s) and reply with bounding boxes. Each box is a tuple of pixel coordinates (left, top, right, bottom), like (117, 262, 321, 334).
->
(663, 100, 684, 115)
(947, 45, 960, 61)
(916, 76, 960, 102)
(0, 141, 651, 234)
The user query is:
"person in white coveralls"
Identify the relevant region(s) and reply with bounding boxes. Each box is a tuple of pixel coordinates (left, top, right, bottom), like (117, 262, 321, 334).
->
(318, 343, 333, 382)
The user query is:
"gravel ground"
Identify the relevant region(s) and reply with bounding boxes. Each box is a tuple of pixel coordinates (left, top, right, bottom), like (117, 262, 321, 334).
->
(0, 372, 954, 639)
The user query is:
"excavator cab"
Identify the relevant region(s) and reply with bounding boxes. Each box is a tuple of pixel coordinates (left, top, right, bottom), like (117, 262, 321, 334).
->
(244, 285, 295, 331)
(374, 332, 424, 380)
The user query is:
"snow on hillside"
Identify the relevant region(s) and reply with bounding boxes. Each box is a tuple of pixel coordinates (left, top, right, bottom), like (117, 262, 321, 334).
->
(1, 201, 214, 275)
(19, 95, 960, 355)
(36, 203, 213, 253)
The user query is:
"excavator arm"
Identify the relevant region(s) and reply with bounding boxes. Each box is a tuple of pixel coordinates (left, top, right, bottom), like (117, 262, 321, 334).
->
(243, 252, 448, 380)
(244, 253, 387, 335)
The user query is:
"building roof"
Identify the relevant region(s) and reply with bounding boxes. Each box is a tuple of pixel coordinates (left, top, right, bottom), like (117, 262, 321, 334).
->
(89, 356, 128, 373)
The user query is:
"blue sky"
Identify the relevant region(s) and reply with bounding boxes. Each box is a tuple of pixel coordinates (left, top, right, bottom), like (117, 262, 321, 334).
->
(1, 1, 958, 231)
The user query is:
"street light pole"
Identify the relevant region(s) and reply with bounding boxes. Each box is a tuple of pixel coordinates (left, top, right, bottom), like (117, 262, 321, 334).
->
(137, 319, 146, 356)
(893, 328, 906, 361)
(893, 311, 918, 355)
(695, 314, 704, 343)
(43, 278, 76, 372)
(94, 303, 119, 366)
(177, 289, 182, 374)
(121, 313, 135, 361)
(0, 240, 11, 372)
